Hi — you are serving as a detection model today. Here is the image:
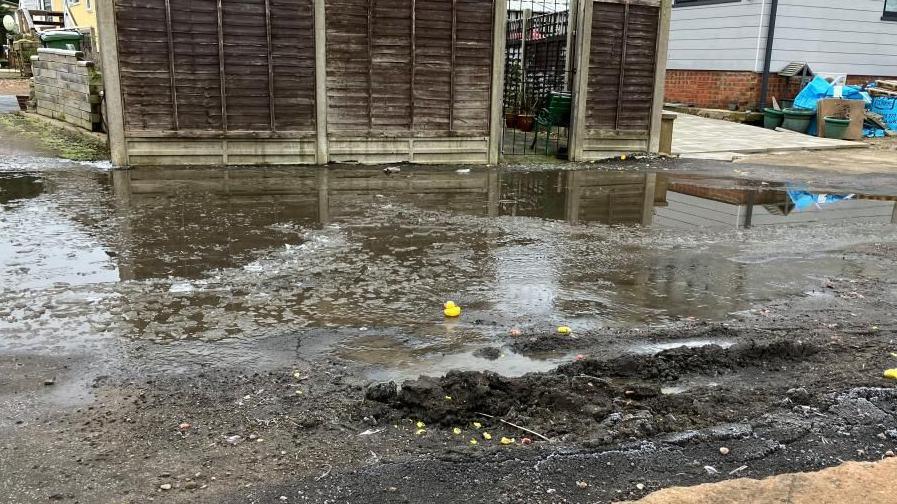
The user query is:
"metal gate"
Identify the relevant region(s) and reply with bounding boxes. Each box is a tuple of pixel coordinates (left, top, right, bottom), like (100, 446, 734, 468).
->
(502, 0, 575, 158)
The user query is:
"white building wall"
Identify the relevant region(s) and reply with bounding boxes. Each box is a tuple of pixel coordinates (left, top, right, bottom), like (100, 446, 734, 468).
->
(771, 0, 897, 76)
(669, 0, 897, 77)
(667, 0, 766, 71)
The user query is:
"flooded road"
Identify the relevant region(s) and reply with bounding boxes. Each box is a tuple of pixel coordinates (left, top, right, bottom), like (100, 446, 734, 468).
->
(3, 161, 897, 381)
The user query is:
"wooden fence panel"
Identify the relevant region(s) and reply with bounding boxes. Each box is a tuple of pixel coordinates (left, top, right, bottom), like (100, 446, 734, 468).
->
(326, 0, 494, 136)
(585, 0, 658, 132)
(111, 0, 495, 164)
(270, 0, 316, 131)
(452, 0, 493, 134)
(115, 0, 176, 131)
(221, 0, 271, 131)
(412, 0, 453, 133)
(115, 0, 315, 133)
(371, 0, 413, 131)
(170, 0, 223, 130)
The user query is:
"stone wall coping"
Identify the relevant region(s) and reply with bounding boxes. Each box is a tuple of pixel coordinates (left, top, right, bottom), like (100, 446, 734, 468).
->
(37, 48, 84, 58)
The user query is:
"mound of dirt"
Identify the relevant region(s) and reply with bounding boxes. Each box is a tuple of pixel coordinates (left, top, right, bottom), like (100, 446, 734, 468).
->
(363, 341, 819, 439)
(561, 340, 819, 382)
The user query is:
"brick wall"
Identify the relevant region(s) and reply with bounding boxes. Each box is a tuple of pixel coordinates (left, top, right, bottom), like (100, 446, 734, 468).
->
(665, 70, 802, 111)
(31, 49, 103, 131)
(666, 70, 897, 111)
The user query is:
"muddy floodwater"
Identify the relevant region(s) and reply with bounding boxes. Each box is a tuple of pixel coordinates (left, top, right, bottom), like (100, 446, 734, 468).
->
(3, 163, 897, 382)
(4, 150, 897, 503)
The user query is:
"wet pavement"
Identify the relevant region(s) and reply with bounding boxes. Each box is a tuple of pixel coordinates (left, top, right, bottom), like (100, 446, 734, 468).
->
(3, 157, 897, 385)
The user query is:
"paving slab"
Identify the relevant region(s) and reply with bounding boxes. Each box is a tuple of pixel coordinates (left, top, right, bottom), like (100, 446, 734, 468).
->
(620, 458, 897, 504)
(671, 112, 866, 155)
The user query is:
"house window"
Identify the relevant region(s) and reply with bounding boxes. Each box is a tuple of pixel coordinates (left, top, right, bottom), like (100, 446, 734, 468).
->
(885, 0, 897, 20)
(674, 0, 740, 6)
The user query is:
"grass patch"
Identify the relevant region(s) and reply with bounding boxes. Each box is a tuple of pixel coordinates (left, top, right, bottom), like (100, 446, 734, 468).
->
(0, 113, 110, 161)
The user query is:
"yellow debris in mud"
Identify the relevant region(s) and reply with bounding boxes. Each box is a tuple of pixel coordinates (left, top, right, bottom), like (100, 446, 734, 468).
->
(884, 369, 897, 380)
(500, 437, 515, 445)
(483, 432, 492, 440)
(453, 427, 462, 435)
(444, 395, 453, 401)
(416, 421, 426, 429)
(415, 429, 426, 435)
(558, 326, 572, 335)
(473, 422, 482, 429)
(444, 301, 462, 318)
(469, 438, 478, 445)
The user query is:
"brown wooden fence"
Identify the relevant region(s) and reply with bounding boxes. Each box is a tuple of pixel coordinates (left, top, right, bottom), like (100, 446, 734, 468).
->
(104, 0, 499, 165)
(324, 0, 493, 136)
(113, 0, 316, 134)
(571, 0, 670, 160)
(99, 0, 670, 167)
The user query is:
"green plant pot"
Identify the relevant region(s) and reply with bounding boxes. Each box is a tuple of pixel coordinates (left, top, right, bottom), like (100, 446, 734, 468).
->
(823, 116, 851, 139)
(763, 108, 784, 129)
(781, 108, 815, 133)
(780, 99, 794, 109)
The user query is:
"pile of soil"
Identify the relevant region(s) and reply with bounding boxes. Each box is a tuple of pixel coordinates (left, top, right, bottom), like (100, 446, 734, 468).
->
(365, 341, 820, 440)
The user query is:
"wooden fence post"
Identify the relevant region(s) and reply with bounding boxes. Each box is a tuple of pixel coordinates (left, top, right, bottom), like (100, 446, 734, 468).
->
(314, 0, 329, 164)
(564, 0, 579, 92)
(649, 0, 672, 153)
(96, 0, 128, 167)
(569, 0, 593, 162)
(488, 0, 508, 165)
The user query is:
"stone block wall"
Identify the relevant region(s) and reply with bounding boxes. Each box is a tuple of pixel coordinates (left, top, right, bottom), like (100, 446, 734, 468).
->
(31, 48, 103, 131)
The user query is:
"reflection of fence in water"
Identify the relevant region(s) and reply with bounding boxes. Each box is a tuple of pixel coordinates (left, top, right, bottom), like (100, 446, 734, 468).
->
(499, 171, 565, 217)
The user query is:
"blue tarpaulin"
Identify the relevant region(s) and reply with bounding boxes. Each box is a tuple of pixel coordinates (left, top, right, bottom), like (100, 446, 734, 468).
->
(792, 76, 870, 112)
(870, 96, 897, 130)
(787, 189, 856, 211)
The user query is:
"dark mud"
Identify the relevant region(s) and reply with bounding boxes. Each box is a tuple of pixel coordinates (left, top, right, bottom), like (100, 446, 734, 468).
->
(365, 340, 819, 437)
(6, 276, 897, 503)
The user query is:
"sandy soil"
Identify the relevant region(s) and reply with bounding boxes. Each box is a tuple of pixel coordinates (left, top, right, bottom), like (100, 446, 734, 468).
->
(625, 458, 897, 504)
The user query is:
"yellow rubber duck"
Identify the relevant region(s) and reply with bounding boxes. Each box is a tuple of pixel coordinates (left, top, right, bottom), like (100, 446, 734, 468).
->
(444, 301, 461, 318)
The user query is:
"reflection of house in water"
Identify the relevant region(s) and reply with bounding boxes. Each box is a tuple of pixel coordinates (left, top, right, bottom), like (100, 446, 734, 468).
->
(655, 180, 897, 229)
